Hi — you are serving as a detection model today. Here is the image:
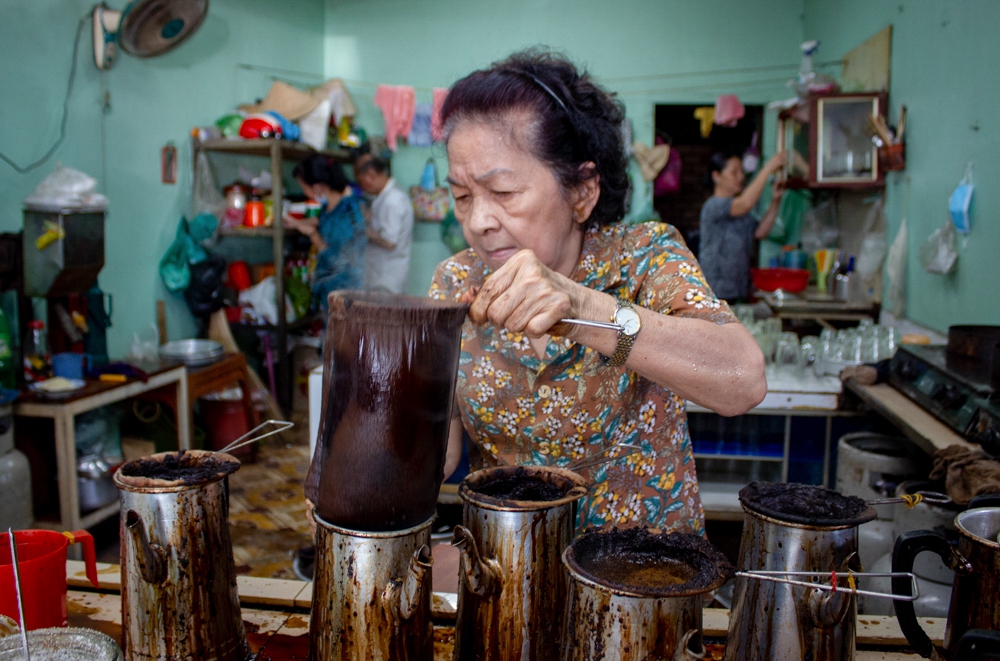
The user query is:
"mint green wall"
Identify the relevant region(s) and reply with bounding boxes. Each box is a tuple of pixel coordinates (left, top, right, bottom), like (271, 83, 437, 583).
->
(324, 0, 808, 294)
(804, 0, 1000, 332)
(1, 0, 326, 355)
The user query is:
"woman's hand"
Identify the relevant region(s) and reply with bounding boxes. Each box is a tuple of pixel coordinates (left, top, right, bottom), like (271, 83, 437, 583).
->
(283, 212, 319, 237)
(469, 249, 606, 338)
(763, 150, 788, 175)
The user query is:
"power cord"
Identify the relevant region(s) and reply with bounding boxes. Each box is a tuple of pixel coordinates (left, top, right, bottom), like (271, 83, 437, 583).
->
(0, 11, 91, 173)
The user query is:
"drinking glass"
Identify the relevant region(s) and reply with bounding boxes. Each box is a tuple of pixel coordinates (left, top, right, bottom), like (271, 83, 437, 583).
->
(800, 336, 819, 376)
(775, 332, 802, 378)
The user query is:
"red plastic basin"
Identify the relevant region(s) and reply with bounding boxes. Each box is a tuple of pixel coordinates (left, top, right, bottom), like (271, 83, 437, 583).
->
(751, 268, 810, 293)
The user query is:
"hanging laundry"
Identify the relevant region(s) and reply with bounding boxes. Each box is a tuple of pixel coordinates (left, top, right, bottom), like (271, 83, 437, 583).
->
(693, 107, 715, 138)
(431, 87, 449, 142)
(409, 103, 434, 147)
(373, 85, 416, 151)
(632, 142, 670, 182)
(714, 94, 745, 127)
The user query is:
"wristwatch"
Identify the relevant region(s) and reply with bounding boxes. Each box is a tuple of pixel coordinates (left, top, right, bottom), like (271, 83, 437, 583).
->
(606, 298, 641, 367)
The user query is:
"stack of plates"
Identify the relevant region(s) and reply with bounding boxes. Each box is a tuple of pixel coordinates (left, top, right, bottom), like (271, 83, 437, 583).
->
(159, 339, 225, 367)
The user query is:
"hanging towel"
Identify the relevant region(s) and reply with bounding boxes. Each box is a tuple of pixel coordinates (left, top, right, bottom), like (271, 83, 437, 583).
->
(410, 103, 434, 147)
(373, 85, 416, 151)
(431, 87, 449, 142)
(693, 107, 715, 138)
(715, 94, 745, 127)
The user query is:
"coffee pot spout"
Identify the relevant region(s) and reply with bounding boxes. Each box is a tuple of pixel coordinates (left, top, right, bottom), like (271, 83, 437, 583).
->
(383, 545, 433, 621)
(125, 509, 167, 585)
(452, 525, 500, 597)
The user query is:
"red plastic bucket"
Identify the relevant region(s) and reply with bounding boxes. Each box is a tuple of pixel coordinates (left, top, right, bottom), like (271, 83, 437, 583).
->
(0, 530, 99, 629)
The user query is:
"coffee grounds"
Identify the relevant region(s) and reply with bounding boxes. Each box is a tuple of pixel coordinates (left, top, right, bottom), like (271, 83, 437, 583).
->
(473, 467, 569, 502)
(739, 482, 876, 526)
(570, 527, 734, 597)
(121, 450, 239, 484)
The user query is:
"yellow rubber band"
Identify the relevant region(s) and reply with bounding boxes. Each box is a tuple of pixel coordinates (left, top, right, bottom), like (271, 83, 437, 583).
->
(61, 531, 76, 543)
(847, 570, 857, 595)
(900, 493, 924, 508)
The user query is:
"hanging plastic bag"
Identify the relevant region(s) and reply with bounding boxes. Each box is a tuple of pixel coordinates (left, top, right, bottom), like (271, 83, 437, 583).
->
(439, 210, 469, 254)
(919, 217, 958, 275)
(800, 199, 839, 254)
(948, 163, 973, 234)
(159, 217, 209, 293)
(653, 139, 682, 196)
(886, 217, 908, 317)
(192, 152, 226, 221)
(856, 198, 888, 283)
(409, 158, 450, 221)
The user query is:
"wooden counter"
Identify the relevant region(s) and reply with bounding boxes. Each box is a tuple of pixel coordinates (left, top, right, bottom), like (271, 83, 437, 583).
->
(67, 561, 938, 659)
(844, 379, 976, 455)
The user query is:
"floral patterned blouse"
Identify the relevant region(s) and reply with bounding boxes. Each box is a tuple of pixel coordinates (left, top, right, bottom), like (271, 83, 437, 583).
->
(429, 222, 737, 535)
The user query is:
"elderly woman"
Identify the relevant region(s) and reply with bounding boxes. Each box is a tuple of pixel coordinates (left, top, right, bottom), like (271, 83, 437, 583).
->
(430, 50, 767, 535)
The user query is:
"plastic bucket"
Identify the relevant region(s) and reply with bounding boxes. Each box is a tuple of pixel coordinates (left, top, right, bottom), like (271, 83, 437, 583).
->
(201, 390, 254, 461)
(0, 530, 99, 629)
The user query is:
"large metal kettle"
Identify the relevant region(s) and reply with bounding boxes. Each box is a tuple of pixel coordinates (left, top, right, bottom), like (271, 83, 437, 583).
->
(114, 450, 247, 661)
(892, 494, 1000, 660)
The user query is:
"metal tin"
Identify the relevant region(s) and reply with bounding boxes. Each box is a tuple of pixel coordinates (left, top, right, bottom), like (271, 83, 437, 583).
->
(725, 504, 861, 661)
(114, 451, 247, 661)
(452, 466, 589, 661)
(309, 515, 433, 661)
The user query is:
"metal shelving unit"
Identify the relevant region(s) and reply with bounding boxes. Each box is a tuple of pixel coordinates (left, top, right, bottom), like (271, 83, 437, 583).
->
(191, 138, 350, 411)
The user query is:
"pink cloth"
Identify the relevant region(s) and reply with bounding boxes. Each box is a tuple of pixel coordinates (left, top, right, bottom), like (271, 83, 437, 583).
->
(373, 85, 416, 150)
(714, 94, 745, 127)
(431, 87, 449, 142)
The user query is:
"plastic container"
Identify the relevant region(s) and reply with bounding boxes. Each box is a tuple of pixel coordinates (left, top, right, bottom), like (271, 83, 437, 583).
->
(22, 320, 50, 383)
(200, 388, 255, 462)
(243, 200, 266, 228)
(227, 260, 253, 291)
(750, 267, 810, 293)
(0, 530, 98, 629)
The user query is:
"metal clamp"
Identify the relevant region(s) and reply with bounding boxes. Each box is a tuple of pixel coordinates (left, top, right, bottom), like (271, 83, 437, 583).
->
(736, 570, 921, 601)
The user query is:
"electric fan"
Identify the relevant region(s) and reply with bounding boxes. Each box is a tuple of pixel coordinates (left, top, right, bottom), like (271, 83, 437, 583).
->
(93, 0, 208, 70)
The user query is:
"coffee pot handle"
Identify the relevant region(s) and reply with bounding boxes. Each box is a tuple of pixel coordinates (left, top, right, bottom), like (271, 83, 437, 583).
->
(891, 530, 972, 659)
(968, 494, 1000, 509)
(953, 629, 1000, 661)
(671, 629, 706, 661)
(65, 530, 99, 588)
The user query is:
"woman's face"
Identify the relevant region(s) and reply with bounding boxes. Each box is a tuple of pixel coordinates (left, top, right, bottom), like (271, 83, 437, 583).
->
(446, 119, 595, 276)
(713, 157, 745, 196)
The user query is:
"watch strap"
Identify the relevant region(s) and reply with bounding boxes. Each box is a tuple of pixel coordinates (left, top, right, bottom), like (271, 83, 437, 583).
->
(606, 298, 637, 368)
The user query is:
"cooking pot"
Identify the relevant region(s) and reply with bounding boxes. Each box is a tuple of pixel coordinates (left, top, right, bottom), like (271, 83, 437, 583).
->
(452, 465, 588, 661)
(560, 527, 732, 661)
(892, 494, 1000, 660)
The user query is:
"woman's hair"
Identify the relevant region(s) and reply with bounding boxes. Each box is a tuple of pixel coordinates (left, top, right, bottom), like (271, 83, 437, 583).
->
(293, 155, 349, 193)
(703, 152, 740, 190)
(440, 48, 629, 227)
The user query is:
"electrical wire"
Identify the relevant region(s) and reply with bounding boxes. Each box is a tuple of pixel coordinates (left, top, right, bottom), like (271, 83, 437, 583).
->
(0, 11, 91, 174)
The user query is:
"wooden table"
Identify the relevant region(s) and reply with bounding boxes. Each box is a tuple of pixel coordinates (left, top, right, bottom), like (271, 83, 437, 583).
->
(65, 561, 934, 660)
(14, 363, 189, 531)
(762, 289, 879, 327)
(844, 379, 976, 455)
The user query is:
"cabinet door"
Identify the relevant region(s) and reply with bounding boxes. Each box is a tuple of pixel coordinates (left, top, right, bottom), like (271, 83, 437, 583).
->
(811, 94, 885, 187)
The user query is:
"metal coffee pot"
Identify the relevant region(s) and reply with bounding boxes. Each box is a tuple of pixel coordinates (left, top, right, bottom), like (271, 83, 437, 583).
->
(309, 515, 433, 661)
(892, 494, 1000, 660)
(452, 466, 588, 661)
(114, 450, 247, 661)
(724, 483, 879, 661)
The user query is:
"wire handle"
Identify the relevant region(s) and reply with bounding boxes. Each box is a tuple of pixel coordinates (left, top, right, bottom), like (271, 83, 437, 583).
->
(868, 491, 952, 507)
(568, 443, 643, 473)
(737, 570, 920, 601)
(560, 318, 624, 332)
(8, 529, 30, 661)
(219, 419, 295, 455)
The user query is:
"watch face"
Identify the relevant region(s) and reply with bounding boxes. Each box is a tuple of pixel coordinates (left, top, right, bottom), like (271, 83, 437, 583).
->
(614, 307, 641, 336)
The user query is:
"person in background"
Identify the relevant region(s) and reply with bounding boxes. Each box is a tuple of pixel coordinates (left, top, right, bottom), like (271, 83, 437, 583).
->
(284, 155, 366, 309)
(698, 151, 786, 304)
(353, 154, 414, 294)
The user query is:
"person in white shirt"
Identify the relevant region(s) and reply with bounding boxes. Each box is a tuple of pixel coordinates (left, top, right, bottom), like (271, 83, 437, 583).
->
(353, 154, 414, 294)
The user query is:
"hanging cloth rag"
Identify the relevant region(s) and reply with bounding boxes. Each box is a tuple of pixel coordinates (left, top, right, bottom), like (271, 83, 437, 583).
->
(409, 103, 434, 147)
(693, 106, 716, 138)
(373, 85, 416, 151)
(929, 445, 1000, 505)
(431, 87, 449, 142)
(632, 141, 670, 182)
(714, 94, 745, 127)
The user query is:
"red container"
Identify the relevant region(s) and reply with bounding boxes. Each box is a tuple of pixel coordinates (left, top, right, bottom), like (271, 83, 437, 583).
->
(201, 393, 256, 462)
(227, 260, 252, 291)
(750, 267, 810, 293)
(244, 200, 266, 228)
(0, 530, 99, 629)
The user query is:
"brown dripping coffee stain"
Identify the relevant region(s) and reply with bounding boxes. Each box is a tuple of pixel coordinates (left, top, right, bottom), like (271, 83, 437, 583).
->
(306, 292, 468, 532)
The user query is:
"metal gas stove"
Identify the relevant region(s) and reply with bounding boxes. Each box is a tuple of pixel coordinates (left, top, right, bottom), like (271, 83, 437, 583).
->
(888, 326, 1000, 455)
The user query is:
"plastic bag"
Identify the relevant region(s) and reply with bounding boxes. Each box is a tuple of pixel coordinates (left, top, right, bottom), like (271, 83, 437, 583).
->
(800, 199, 838, 254)
(885, 217, 908, 317)
(159, 217, 211, 293)
(856, 198, 888, 281)
(238, 276, 296, 326)
(183, 254, 228, 319)
(948, 163, 973, 235)
(126, 323, 159, 363)
(23, 164, 109, 211)
(439, 210, 469, 254)
(192, 152, 226, 220)
(919, 217, 958, 275)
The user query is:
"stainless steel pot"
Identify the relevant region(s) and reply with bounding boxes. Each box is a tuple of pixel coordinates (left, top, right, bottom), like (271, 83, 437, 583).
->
(892, 495, 1000, 660)
(725, 483, 877, 661)
(452, 466, 588, 661)
(560, 528, 731, 661)
(309, 515, 433, 661)
(114, 450, 247, 661)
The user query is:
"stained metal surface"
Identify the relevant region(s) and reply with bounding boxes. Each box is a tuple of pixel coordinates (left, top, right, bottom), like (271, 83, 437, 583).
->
(943, 506, 1000, 651)
(309, 516, 434, 661)
(453, 466, 588, 661)
(724, 505, 861, 661)
(115, 452, 247, 661)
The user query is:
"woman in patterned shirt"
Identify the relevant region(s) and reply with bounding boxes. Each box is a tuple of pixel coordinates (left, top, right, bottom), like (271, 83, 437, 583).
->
(430, 50, 767, 535)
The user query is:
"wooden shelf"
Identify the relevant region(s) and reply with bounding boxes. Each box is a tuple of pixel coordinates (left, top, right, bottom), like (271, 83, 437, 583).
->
(219, 226, 294, 238)
(195, 138, 351, 162)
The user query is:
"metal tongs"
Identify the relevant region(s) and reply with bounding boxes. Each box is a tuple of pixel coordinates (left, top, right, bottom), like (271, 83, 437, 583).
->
(737, 569, 920, 602)
(559, 318, 624, 332)
(8, 528, 31, 661)
(218, 419, 295, 455)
